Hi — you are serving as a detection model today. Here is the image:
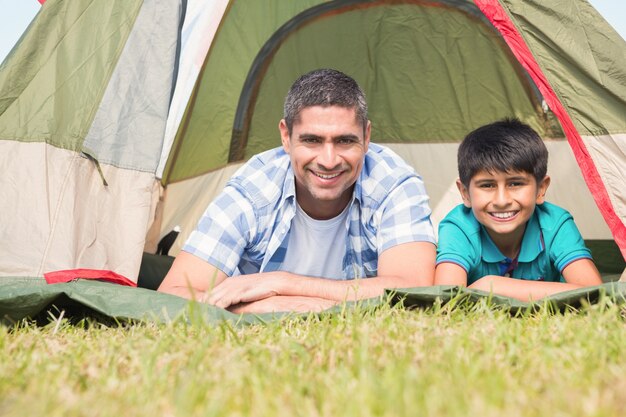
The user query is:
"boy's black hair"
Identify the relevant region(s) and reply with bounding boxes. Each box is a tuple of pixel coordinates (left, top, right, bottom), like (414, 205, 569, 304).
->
(458, 118, 548, 187)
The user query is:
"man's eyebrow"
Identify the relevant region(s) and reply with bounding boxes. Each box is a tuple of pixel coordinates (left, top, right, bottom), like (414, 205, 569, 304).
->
(334, 134, 360, 141)
(298, 133, 322, 140)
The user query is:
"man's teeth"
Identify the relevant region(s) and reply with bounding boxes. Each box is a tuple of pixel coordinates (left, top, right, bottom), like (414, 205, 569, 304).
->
(315, 172, 341, 179)
(491, 211, 517, 219)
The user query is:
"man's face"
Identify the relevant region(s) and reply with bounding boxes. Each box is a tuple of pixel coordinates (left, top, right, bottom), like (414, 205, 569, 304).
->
(457, 169, 550, 253)
(280, 105, 370, 220)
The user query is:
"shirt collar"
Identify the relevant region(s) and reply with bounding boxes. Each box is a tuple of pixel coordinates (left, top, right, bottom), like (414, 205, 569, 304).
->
(283, 160, 363, 210)
(480, 209, 544, 263)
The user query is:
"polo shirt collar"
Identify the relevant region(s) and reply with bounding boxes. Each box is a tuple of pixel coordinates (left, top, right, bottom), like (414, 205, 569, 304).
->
(480, 210, 544, 263)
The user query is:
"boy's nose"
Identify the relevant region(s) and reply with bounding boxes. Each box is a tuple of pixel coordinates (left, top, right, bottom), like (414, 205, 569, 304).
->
(493, 187, 511, 207)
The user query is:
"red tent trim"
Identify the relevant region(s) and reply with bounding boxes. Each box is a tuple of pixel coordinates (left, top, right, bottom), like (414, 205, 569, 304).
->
(475, 0, 626, 259)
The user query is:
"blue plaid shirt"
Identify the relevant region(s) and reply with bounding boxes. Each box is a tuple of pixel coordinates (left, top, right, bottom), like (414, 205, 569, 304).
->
(183, 143, 435, 279)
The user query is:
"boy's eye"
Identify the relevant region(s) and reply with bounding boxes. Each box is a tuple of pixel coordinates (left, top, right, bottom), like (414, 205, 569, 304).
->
(479, 183, 495, 189)
(508, 181, 525, 187)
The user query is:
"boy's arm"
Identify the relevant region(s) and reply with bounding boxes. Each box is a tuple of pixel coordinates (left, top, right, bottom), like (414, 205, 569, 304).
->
(434, 262, 468, 286)
(468, 257, 602, 302)
(561, 258, 602, 286)
(468, 276, 583, 301)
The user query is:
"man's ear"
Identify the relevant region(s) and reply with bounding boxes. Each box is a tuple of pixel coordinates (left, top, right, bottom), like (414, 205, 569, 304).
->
(536, 175, 551, 204)
(363, 120, 371, 153)
(279, 119, 290, 153)
(456, 179, 471, 208)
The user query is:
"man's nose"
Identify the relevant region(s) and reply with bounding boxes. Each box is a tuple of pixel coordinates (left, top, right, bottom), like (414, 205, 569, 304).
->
(318, 142, 339, 168)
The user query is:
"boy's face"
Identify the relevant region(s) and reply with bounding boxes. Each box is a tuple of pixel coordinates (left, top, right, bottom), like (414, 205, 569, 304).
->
(457, 169, 550, 246)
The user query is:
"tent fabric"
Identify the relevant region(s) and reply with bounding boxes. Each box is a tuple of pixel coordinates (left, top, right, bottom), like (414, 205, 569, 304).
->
(0, 0, 624, 286)
(0, 0, 178, 282)
(0, 0, 143, 149)
(0, 143, 158, 279)
(156, 0, 230, 178)
(164, 0, 547, 182)
(2, 277, 626, 326)
(476, 0, 626, 256)
(82, 0, 182, 173)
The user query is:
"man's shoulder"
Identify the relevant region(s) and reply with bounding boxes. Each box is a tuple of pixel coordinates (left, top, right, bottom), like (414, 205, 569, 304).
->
(364, 143, 413, 172)
(360, 143, 422, 203)
(227, 147, 291, 208)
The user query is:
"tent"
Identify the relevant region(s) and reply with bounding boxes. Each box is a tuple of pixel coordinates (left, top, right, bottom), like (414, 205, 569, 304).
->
(0, 0, 624, 284)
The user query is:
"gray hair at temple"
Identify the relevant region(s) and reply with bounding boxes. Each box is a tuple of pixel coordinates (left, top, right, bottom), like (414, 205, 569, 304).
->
(283, 68, 368, 135)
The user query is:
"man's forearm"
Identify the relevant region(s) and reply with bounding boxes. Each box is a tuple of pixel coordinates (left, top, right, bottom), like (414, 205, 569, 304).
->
(159, 285, 208, 301)
(278, 273, 419, 301)
(205, 271, 422, 309)
(229, 295, 339, 314)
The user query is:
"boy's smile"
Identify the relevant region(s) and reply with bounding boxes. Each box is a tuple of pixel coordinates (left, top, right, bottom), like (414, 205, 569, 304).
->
(457, 169, 550, 257)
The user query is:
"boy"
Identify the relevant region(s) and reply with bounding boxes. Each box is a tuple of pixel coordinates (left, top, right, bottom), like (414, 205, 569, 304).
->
(434, 118, 602, 301)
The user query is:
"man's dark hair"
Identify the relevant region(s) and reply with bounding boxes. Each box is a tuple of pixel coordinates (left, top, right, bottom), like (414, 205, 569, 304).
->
(458, 118, 548, 187)
(283, 68, 368, 135)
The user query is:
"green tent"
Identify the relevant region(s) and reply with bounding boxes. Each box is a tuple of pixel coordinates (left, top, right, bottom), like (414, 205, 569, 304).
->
(0, 0, 624, 285)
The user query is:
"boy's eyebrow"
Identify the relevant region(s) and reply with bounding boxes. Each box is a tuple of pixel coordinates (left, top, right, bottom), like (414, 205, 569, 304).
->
(506, 175, 531, 181)
(473, 178, 496, 183)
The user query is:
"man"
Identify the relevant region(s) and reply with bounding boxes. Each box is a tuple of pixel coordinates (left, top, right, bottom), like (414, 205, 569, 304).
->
(158, 69, 436, 313)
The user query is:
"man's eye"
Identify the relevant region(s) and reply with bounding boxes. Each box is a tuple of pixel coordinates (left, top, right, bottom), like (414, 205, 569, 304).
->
(338, 138, 355, 144)
(302, 138, 320, 144)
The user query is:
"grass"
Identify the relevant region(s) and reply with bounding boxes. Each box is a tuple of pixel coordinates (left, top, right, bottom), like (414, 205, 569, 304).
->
(2, 299, 626, 417)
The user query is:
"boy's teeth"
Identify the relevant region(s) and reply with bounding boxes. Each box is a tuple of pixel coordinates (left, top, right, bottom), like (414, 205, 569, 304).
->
(492, 211, 516, 219)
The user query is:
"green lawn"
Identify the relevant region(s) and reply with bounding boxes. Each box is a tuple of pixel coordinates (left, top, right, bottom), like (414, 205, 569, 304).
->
(2, 299, 626, 417)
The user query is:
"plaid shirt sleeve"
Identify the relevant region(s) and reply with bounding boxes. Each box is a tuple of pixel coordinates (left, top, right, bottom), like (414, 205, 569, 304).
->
(182, 185, 258, 276)
(376, 176, 436, 253)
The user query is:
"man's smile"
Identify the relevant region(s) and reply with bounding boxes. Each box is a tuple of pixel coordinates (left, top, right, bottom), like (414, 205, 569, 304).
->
(311, 170, 343, 180)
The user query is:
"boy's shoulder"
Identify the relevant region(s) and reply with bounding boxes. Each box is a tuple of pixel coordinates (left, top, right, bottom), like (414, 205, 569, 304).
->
(441, 204, 481, 231)
(534, 201, 574, 232)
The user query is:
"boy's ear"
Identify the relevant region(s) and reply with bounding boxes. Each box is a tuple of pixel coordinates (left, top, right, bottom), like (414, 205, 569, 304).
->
(456, 179, 472, 208)
(536, 175, 551, 204)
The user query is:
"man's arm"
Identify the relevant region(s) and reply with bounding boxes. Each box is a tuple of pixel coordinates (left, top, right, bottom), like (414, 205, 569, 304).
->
(158, 251, 228, 300)
(206, 241, 436, 309)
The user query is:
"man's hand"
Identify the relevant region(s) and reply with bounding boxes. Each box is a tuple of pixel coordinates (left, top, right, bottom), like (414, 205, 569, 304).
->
(205, 272, 289, 309)
(228, 296, 338, 314)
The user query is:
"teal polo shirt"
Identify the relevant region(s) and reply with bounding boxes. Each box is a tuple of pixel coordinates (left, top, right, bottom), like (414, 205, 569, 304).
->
(436, 202, 592, 284)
